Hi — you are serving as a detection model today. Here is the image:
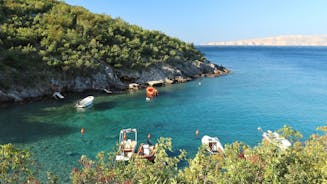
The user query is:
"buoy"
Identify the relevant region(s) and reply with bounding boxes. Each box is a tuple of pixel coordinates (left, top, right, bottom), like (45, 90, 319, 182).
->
(195, 129, 199, 137)
(147, 133, 151, 140)
(81, 128, 85, 135)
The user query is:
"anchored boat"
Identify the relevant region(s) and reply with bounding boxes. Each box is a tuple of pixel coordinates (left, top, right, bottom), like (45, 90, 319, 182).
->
(201, 135, 224, 154)
(145, 86, 158, 101)
(116, 128, 138, 161)
(52, 92, 64, 99)
(75, 96, 94, 108)
(262, 130, 291, 150)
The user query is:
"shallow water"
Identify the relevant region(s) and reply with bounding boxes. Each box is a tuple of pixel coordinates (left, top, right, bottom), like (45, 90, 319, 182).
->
(1, 46, 327, 182)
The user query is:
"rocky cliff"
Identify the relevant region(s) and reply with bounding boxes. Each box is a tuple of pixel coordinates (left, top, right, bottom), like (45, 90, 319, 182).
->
(0, 59, 229, 103)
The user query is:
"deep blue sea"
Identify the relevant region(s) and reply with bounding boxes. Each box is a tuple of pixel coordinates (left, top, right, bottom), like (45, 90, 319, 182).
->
(1, 46, 327, 182)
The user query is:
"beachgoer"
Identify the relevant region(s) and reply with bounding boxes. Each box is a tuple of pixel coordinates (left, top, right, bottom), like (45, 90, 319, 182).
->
(147, 133, 152, 145)
(195, 129, 199, 137)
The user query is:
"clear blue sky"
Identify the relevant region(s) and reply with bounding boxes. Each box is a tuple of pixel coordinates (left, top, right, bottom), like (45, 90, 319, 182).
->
(65, 0, 327, 44)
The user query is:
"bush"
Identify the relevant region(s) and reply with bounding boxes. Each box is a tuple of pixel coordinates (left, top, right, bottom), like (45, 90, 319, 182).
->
(2, 125, 326, 183)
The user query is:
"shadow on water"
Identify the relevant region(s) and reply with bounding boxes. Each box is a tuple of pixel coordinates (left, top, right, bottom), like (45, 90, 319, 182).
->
(0, 101, 78, 144)
(0, 120, 75, 144)
(152, 122, 165, 129)
(93, 101, 117, 111)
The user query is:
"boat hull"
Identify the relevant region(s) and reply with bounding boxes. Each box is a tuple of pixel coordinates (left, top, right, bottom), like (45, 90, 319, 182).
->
(201, 135, 224, 154)
(76, 96, 94, 108)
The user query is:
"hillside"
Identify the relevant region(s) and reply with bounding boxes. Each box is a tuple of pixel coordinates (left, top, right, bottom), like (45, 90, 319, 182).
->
(0, 0, 228, 102)
(205, 35, 327, 46)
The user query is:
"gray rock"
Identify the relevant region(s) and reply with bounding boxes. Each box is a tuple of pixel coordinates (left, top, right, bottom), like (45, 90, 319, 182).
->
(0, 90, 12, 102)
(0, 59, 228, 103)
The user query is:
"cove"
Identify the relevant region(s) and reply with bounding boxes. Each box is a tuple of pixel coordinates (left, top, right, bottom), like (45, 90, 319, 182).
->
(1, 46, 326, 182)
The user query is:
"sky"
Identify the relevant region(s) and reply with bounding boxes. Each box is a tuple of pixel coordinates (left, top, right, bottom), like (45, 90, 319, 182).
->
(64, 0, 327, 44)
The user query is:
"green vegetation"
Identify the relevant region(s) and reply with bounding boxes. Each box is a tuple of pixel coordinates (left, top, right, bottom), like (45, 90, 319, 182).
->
(0, 0, 204, 76)
(0, 144, 57, 183)
(1, 125, 326, 183)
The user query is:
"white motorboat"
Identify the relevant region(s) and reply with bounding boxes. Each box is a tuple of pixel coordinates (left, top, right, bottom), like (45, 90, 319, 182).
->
(262, 130, 291, 150)
(201, 135, 224, 154)
(52, 92, 64, 99)
(75, 96, 94, 108)
(116, 128, 137, 161)
(103, 88, 112, 94)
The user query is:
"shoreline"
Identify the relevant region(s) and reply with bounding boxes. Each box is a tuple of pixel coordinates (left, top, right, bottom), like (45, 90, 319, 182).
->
(0, 69, 230, 106)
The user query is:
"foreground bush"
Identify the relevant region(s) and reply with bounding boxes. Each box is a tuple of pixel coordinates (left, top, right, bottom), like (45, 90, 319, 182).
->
(72, 125, 327, 184)
(0, 144, 57, 184)
(0, 144, 39, 183)
(71, 137, 186, 183)
(1, 125, 326, 183)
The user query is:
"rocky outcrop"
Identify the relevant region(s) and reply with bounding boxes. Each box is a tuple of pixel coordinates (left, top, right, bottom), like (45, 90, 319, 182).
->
(0, 63, 124, 103)
(0, 59, 229, 103)
(115, 59, 229, 85)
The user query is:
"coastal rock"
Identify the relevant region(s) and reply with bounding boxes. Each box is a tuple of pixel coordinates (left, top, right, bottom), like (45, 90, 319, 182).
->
(147, 80, 164, 87)
(164, 78, 174, 84)
(115, 59, 228, 86)
(0, 90, 12, 102)
(129, 83, 139, 90)
(7, 91, 23, 102)
(0, 58, 229, 103)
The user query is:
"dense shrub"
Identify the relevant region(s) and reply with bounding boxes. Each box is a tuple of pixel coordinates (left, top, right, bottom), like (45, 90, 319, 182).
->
(0, 0, 205, 75)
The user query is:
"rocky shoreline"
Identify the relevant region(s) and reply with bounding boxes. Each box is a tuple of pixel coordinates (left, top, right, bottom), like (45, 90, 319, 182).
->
(0, 59, 229, 104)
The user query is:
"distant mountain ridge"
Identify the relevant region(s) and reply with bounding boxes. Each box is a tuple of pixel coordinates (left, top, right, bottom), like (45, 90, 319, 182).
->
(204, 35, 327, 46)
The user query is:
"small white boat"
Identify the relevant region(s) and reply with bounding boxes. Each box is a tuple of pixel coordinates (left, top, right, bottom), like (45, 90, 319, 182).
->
(262, 130, 291, 150)
(103, 88, 112, 94)
(75, 96, 94, 108)
(52, 92, 64, 99)
(201, 135, 224, 154)
(116, 128, 137, 161)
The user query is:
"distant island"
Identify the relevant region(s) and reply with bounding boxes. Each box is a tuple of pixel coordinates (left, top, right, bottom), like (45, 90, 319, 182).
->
(204, 35, 327, 46)
(0, 0, 228, 103)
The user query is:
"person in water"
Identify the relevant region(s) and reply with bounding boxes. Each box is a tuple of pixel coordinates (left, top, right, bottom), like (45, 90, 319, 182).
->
(147, 133, 152, 145)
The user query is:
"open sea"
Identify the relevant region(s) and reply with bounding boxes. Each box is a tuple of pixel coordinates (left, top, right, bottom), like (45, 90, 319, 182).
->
(1, 46, 327, 182)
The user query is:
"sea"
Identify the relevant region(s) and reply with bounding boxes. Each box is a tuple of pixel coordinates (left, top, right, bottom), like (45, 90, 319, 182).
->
(1, 46, 327, 182)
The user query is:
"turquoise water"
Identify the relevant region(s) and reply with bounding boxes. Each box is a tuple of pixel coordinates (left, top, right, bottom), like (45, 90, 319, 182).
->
(1, 46, 327, 182)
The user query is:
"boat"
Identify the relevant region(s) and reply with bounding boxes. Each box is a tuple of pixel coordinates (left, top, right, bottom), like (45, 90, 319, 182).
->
(75, 96, 94, 108)
(262, 130, 291, 150)
(52, 92, 64, 99)
(103, 88, 112, 94)
(137, 143, 155, 162)
(116, 128, 138, 161)
(201, 135, 224, 154)
(146, 86, 158, 99)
